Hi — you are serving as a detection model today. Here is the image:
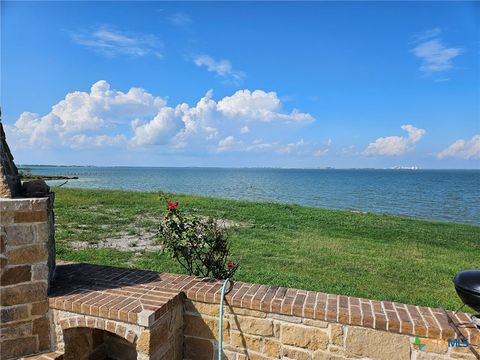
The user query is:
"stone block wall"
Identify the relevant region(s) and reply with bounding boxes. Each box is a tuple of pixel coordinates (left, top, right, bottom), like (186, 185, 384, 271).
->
(136, 303, 183, 360)
(0, 196, 55, 360)
(183, 296, 478, 360)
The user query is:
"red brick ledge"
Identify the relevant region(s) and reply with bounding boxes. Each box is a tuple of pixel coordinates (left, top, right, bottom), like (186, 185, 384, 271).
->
(48, 263, 184, 327)
(184, 277, 479, 345)
(48, 263, 479, 345)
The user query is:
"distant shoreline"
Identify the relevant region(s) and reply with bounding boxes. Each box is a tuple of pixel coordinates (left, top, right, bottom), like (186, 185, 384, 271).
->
(18, 164, 480, 171)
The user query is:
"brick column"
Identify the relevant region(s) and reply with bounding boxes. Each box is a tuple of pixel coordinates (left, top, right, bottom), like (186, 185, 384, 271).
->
(0, 195, 55, 360)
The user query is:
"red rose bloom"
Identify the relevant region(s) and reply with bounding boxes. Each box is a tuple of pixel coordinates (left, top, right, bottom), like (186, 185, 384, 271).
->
(167, 201, 179, 211)
(227, 261, 234, 268)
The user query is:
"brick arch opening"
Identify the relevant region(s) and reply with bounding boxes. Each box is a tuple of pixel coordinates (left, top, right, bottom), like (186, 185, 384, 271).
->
(59, 317, 139, 360)
(62, 327, 137, 360)
(59, 317, 137, 344)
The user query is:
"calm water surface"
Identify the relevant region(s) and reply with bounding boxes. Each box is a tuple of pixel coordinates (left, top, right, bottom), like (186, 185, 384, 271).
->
(27, 166, 480, 225)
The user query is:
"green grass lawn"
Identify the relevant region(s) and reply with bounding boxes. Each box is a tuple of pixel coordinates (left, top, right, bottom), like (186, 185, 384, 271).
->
(53, 187, 480, 311)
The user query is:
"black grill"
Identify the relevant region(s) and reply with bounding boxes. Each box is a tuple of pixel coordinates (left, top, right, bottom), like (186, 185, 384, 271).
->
(453, 270, 480, 313)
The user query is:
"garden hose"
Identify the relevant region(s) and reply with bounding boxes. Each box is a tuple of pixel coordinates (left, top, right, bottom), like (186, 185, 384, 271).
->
(218, 276, 234, 360)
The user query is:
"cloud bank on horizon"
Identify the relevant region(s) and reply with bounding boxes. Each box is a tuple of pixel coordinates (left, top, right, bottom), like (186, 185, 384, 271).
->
(7, 80, 479, 164)
(7, 80, 316, 153)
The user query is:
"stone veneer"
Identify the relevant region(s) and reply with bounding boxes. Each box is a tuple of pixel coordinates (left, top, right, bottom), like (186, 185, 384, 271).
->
(0, 196, 55, 359)
(183, 300, 477, 360)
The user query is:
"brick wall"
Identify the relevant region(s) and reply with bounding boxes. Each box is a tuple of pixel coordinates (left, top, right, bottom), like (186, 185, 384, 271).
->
(0, 196, 55, 360)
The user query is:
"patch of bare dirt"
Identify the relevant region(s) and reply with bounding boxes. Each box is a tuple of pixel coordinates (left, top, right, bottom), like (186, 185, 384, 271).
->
(70, 229, 161, 252)
(69, 216, 247, 252)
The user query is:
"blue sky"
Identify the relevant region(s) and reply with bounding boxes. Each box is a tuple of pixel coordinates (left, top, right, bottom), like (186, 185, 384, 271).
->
(2, 1, 479, 168)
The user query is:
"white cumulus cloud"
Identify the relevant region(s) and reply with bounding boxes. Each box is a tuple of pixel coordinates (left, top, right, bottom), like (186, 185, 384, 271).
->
(130, 108, 185, 147)
(133, 89, 314, 148)
(7, 81, 315, 154)
(364, 124, 426, 156)
(11, 112, 61, 148)
(54, 80, 166, 133)
(217, 90, 314, 123)
(8, 80, 166, 148)
(437, 135, 480, 160)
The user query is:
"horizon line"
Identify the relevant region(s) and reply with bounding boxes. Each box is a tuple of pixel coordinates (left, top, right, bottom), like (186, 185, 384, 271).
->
(18, 164, 480, 171)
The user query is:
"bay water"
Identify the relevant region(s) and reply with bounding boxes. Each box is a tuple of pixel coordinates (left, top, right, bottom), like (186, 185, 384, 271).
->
(27, 166, 480, 225)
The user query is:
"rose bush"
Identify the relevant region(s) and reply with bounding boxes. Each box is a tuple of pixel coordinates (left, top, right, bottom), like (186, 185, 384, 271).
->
(158, 195, 235, 279)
